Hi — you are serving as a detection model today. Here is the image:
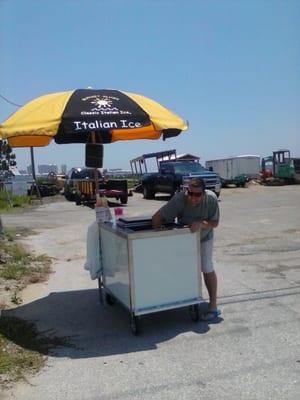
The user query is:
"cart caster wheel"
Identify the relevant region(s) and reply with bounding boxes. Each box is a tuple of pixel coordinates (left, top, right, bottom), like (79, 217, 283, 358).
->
(105, 293, 116, 305)
(130, 313, 139, 335)
(189, 304, 200, 322)
(98, 278, 104, 305)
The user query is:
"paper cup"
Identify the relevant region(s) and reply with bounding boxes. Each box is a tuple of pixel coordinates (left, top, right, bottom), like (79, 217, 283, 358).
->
(114, 207, 123, 217)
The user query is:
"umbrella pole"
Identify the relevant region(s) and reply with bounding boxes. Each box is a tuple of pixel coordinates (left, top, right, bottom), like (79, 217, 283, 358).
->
(91, 132, 100, 202)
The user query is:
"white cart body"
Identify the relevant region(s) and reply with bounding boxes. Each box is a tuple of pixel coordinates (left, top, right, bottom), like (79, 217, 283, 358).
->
(99, 222, 202, 316)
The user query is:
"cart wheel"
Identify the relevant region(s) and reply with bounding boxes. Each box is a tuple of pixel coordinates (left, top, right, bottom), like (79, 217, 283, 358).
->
(189, 304, 200, 322)
(130, 313, 139, 335)
(105, 292, 116, 305)
(98, 278, 104, 305)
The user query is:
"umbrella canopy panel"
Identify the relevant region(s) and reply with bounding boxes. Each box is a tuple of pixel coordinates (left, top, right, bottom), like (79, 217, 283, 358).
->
(0, 89, 188, 147)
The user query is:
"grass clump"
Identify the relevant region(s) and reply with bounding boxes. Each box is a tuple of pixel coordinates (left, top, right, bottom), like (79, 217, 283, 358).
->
(0, 192, 30, 211)
(0, 316, 75, 384)
(0, 230, 74, 385)
(0, 237, 51, 284)
(3, 227, 35, 241)
(126, 178, 140, 189)
(0, 229, 51, 308)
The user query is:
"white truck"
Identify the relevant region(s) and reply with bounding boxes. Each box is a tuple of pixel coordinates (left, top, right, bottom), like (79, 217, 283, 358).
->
(205, 155, 260, 187)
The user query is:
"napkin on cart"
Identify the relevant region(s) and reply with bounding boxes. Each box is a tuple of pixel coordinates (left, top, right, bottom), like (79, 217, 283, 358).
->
(84, 221, 102, 279)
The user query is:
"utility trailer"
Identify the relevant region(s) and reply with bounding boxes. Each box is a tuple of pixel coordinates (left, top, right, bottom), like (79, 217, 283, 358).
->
(205, 155, 260, 187)
(64, 167, 131, 205)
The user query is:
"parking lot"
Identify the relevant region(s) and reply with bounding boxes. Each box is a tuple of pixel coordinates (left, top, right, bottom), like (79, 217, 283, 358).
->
(2, 183, 300, 400)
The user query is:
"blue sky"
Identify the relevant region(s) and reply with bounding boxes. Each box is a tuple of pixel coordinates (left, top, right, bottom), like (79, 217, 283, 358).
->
(1, 0, 299, 172)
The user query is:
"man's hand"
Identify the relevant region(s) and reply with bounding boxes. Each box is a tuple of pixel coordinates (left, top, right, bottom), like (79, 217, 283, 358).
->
(189, 220, 217, 233)
(152, 210, 162, 229)
(189, 221, 202, 233)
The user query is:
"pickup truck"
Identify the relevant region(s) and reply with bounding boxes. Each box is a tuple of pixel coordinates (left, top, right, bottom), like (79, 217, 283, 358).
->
(141, 160, 221, 199)
(64, 167, 130, 206)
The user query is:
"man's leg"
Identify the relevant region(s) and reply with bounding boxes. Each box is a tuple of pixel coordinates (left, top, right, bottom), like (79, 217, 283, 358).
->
(201, 239, 218, 311)
(203, 271, 217, 311)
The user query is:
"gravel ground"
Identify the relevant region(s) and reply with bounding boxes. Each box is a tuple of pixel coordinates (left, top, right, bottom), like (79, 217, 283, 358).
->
(1, 184, 300, 400)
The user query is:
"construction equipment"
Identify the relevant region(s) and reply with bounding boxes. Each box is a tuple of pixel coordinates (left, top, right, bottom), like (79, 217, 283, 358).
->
(261, 149, 300, 184)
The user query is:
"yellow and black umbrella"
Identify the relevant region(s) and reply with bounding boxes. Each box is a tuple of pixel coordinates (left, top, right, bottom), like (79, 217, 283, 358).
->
(0, 89, 188, 147)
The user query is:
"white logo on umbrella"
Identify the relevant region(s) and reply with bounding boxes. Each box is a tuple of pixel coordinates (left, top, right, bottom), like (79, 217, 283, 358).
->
(81, 95, 132, 116)
(91, 97, 113, 111)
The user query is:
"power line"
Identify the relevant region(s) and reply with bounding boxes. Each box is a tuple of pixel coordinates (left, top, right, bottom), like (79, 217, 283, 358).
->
(0, 93, 22, 107)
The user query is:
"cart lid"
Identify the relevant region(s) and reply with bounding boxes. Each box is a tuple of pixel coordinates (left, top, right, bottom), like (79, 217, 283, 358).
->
(117, 216, 152, 229)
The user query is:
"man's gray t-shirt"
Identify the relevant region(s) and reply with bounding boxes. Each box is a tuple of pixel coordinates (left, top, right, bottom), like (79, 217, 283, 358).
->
(159, 190, 220, 242)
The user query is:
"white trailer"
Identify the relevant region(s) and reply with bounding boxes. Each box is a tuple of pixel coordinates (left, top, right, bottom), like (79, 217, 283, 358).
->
(205, 155, 260, 187)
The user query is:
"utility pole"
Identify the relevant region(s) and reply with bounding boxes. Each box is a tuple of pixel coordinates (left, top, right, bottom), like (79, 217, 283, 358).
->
(29, 147, 42, 202)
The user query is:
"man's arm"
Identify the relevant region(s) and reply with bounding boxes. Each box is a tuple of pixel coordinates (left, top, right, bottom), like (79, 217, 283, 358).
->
(152, 210, 162, 229)
(189, 219, 219, 233)
(152, 192, 184, 229)
(189, 194, 220, 233)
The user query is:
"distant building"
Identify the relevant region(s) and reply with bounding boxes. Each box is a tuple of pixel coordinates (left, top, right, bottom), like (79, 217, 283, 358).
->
(8, 166, 22, 176)
(2, 166, 29, 195)
(61, 164, 67, 174)
(38, 164, 58, 174)
(104, 168, 133, 177)
(176, 153, 200, 162)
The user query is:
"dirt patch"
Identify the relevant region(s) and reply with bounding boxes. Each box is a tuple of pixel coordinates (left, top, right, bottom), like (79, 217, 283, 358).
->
(0, 231, 51, 310)
(0, 315, 75, 387)
(0, 226, 75, 388)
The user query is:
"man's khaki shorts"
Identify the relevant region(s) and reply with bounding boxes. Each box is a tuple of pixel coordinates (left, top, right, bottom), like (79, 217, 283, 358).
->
(200, 238, 214, 273)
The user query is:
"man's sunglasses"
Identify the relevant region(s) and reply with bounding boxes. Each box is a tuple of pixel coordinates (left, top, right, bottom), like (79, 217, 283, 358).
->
(187, 190, 203, 197)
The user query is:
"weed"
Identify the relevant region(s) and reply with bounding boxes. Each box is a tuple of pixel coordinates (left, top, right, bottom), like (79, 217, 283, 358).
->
(126, 178, 140, 189)
(0, 240, 51, 283)
(0, 192, 30, 211)
(4, 227, 36, 241)
(10, 292, 22, 305)
(0, 209, 72, 386)
(0, 216, 64, 386)
(0, 316, 75, 383)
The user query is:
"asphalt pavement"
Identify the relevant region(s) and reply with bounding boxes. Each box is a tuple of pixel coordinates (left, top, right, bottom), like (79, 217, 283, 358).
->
(1, 184, 300, 400)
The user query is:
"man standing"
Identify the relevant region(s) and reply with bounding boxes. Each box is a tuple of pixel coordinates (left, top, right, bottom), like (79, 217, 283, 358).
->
(152, 177, 221, 320)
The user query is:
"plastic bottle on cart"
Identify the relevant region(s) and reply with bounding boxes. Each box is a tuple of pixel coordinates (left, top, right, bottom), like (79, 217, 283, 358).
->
(95, 192, 112, 223)
(96, 192, 107, 207)
(95, 193, 101, 207)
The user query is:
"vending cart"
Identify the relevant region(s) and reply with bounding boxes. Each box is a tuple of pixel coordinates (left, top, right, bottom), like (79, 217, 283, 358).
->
(98, 217, 203, 334)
